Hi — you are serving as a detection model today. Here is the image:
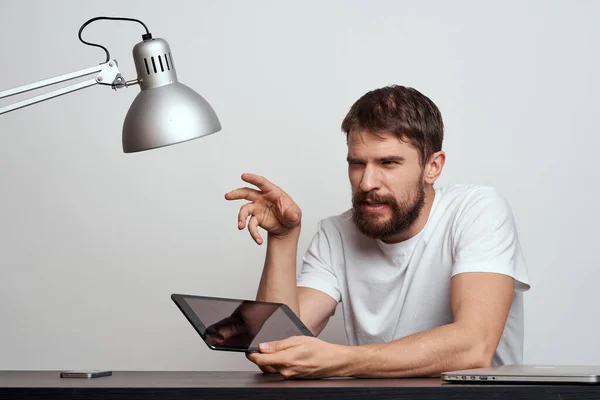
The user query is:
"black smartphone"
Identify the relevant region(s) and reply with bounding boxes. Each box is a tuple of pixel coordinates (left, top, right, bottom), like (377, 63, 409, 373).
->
(60, 370, 112, 378)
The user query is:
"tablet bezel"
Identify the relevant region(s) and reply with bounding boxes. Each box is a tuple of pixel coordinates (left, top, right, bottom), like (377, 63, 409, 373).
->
(171, 293, 314, 353)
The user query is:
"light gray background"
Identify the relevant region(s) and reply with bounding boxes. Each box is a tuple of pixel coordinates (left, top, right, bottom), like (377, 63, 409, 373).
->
(0, 0, 598, 371)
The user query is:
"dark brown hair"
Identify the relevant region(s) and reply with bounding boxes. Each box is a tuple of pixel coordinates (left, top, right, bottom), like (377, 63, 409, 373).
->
(341, 85, 444, 165)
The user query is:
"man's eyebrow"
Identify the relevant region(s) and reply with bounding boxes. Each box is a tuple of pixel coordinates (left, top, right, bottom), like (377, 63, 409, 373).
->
(376, 156, 405, 162)
(346, 155, 406, 163)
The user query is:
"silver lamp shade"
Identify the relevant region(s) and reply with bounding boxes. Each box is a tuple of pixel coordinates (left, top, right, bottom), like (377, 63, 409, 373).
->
(122, 38, 221, 153)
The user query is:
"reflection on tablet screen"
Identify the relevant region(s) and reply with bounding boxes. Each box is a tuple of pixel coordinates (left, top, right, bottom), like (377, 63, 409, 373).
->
(183, 297, 310, 350)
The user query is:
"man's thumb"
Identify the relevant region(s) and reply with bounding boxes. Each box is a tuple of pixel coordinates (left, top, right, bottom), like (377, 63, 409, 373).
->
(283, 208, 300, 224)
(259, 341, 277, 353)
(259, 339, 295, 353)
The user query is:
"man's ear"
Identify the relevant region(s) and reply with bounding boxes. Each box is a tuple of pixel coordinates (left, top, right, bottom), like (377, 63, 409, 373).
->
(424, 151, 446, 185)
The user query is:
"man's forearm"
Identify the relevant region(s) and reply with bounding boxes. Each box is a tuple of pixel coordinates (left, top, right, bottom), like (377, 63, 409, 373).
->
(256, 228, 301, 315)
(340, 322, 493, 378)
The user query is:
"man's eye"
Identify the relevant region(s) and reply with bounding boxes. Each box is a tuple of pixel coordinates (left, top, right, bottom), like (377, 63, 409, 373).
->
(382, 161, 397, 166)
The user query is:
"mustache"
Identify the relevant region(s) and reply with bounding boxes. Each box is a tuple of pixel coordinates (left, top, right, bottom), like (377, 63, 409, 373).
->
(352, 191, 396, 205)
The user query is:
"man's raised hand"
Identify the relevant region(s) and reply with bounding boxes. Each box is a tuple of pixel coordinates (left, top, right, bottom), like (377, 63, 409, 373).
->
(225, 173, 302, 245)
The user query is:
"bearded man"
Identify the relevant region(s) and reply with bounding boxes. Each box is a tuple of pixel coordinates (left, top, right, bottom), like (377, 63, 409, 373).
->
(225, 85, 530, 379)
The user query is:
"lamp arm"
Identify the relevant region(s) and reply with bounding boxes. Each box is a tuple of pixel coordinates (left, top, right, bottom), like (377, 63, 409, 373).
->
(0, 60, 138, 115)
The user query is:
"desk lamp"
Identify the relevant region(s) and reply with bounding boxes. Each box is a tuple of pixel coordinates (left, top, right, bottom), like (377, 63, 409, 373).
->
(0, 16, 221, 152)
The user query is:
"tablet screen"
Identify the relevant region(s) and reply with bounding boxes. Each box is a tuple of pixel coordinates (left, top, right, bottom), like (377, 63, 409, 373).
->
(172, 294, 313, 352)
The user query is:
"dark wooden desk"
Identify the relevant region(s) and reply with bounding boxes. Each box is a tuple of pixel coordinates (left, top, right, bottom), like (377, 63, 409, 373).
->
(1, 370, 599, 399)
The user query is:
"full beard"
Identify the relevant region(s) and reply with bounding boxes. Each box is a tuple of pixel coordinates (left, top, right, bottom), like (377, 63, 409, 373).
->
(351, 180, 426, 240)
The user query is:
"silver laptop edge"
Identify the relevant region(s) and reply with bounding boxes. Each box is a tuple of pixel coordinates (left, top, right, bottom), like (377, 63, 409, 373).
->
(442, 373, 600, 383)
(441, 365, 600, 384)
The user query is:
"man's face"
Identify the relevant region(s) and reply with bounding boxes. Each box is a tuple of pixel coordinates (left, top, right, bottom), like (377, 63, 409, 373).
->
(347, 129, 426, 240)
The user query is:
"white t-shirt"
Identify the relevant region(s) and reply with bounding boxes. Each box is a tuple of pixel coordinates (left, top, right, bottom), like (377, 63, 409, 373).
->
(296, 184, 530, 366)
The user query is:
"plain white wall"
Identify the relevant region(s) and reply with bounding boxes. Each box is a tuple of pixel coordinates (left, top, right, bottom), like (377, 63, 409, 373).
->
(0, 0, 598, 371)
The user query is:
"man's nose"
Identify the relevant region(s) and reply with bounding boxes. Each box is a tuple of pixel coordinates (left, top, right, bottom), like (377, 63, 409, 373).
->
(359, 166, 381, 192)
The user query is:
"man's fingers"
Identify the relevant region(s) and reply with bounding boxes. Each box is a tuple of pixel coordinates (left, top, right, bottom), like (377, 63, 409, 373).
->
(250, 352, 287, 368)
(225, 187, 261, 201)
(259, 365, 278, 374)
(246, 352, 259, 363)
(246, 351, 275, 367)
(259, 337, 300, 353)
(238, 203, 255, 230)
(248, 215, 263, 245)
(247, 351, 288, 375)
(241, 173, 279, 194)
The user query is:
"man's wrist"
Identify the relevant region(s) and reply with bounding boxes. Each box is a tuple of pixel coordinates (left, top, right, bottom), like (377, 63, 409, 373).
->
(335, 344, 377, 378)
(334, 344, 365, 377)
(268, 226, 301, 242)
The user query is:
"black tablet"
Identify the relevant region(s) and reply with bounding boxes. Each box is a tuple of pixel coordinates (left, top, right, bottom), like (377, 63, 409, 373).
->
(171, 294, 314, 352)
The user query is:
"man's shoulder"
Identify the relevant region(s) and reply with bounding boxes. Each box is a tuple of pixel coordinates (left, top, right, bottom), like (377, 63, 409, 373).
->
(436, 184, 514, 231)
(437, 184, 510, 213)
(438, 183, 504, 201)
